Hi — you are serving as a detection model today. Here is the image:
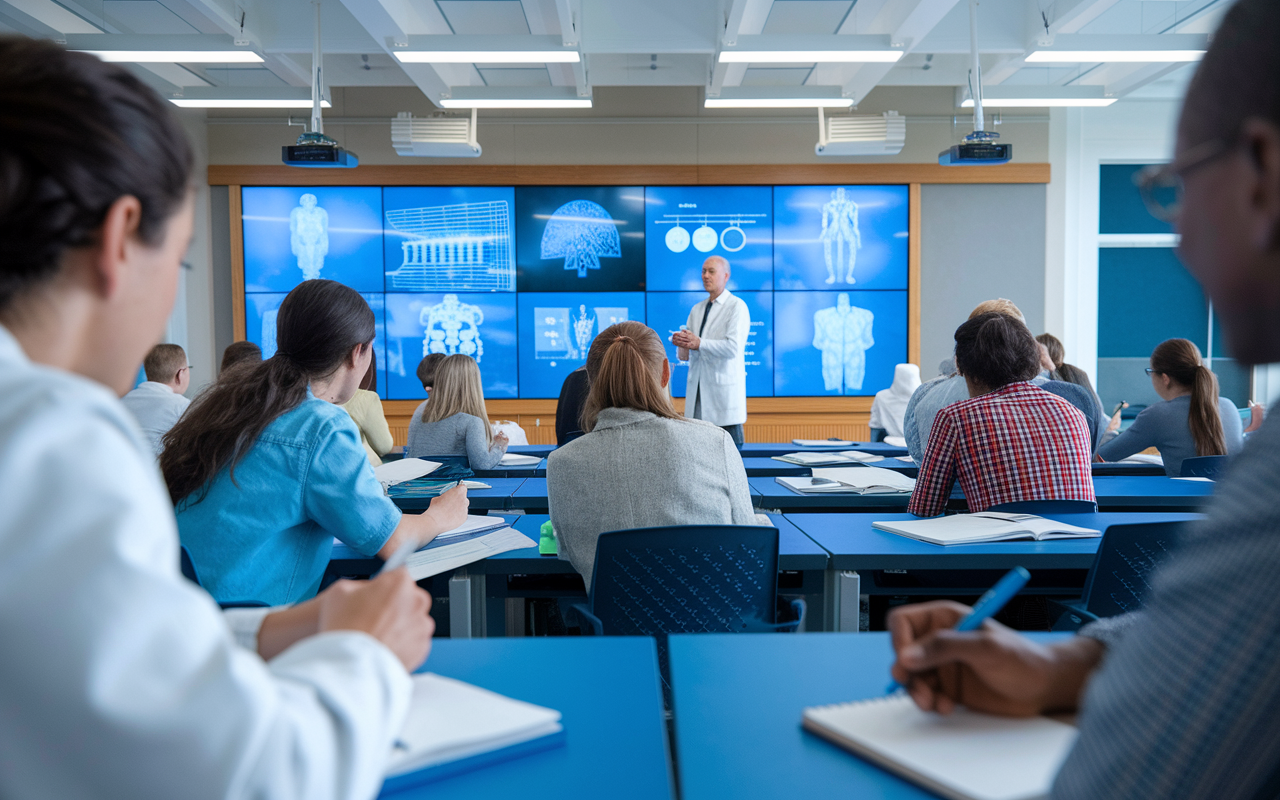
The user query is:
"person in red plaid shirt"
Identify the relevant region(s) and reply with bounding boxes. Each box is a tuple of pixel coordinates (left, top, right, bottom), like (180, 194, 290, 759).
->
(907, 312, 1095, 517)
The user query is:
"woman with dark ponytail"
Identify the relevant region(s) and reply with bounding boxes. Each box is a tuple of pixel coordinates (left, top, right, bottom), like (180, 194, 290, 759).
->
(546, 321, 758, 584)
(165, 279, 466, 606)
(0, 37, 444, 799)
(1097, 338, 1243, 476)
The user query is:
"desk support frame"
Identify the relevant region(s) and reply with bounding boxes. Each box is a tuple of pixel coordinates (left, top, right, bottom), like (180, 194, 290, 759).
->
(448, 569, 487, 638)
(823, 570, 862, 632)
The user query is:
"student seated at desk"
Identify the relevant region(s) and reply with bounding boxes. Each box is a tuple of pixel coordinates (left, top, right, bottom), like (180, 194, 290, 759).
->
(219, 339, 261, 374)
(907, 312, 1095, 517)
(547, 321, 758, 585)
(406, 353, 507, 470)
(120, 342, 190, 455)
(1097, 338, 1243, 476)
(163, 280, 467, 606)
(0, 38, 440, 800)
(416, 351, 445, 394)
(339, 350, 394, 467)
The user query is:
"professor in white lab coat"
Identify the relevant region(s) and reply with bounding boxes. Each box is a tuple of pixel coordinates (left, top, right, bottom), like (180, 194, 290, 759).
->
(672, 256, 750, 446)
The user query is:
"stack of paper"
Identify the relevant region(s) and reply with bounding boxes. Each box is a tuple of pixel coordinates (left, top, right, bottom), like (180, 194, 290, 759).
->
(792, 438, 855, 447)
(498, 453, 542, 467)
(883, 435, 908, 448)
(776, 467, 917, 495)
(382, 673, 564, 791)
(872, 512, 1100, 545)
(772, 451, 885, 466)
(373, 458, 441, 490)
(407, 526, 536, 580)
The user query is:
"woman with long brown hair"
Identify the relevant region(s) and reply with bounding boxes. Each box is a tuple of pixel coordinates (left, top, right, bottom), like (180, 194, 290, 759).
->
(1097, 338, 1243, 475)
(546, 321, 758, 584)
(164, 279, 467, 606)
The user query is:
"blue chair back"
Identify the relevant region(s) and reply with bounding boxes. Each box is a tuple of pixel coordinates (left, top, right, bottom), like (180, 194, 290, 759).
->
(179, 545, 200, 585)
(987, 499, 1099, 514)
(1082, 521, 1189, 618)
(1180, 455, 1227, 479)
(416, 455, 474, 480)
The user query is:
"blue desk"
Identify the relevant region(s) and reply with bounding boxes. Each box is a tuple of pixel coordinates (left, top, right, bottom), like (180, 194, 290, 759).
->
(668, 632, 1062, 800)
(507, 444, 556, 458)
(388, 478, 524, 512)
(742, 457, 917, 478)
(1091, 461, 1167, 476)
(740, 441, 908, 458)
(473, 459, 547, 479)
(510, 477, 550, 512)
(387, 637, 672, 799)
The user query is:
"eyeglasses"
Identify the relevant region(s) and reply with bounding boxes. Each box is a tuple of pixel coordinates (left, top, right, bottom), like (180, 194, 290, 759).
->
(1145, 368, 1158, 376)
(1134, 137, 1238, 223)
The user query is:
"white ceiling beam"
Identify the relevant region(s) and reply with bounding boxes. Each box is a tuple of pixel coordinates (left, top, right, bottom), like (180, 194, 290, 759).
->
(1043, 0, 1124, 36)
(549, 0, 587, 92)
(520, 0, 576, 87)
(2, 0, 98, 34)
(986, 0, 1122, 86)
(837, 0, 964, 105)
(1093, 62, 1188, 98)
(150, 0, 310, 87)
(335, 0, 466, 107)
(714, 0, 773, 93)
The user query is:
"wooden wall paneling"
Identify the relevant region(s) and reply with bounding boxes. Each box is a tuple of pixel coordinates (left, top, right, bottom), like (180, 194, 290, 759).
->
(229, 186, 246, 341)
(909, 182, 922, 366)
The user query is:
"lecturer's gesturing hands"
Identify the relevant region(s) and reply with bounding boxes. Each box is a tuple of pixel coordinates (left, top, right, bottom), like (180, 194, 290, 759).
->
(671, 329, 700, 351)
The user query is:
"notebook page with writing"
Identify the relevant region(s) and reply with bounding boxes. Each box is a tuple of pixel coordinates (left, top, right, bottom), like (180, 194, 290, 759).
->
(802, 694, 1076, 800)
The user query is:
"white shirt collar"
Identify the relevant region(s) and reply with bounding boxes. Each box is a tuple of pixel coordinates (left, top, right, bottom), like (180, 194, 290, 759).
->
(708, 289, 733, 306)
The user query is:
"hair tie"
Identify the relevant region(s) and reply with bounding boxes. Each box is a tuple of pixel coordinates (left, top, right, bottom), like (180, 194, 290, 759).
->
(612, 335, 632, 345)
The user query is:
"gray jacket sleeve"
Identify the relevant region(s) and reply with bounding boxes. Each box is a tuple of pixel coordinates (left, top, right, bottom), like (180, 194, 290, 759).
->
(721, 431, 757, 525)
(904, 385, 926, 462)
(463, 414, 506, 471)
(1096, 409, 1155, 463)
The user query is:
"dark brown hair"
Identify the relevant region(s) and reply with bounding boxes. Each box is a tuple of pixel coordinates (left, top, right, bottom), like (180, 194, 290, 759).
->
(1035, 333, 1065, 371)
(954, 312, 1041, 391)
(359, 349, 378, 393)
(581, 321, 681, 432)
(1150, 338, 1226, 457)
(161, 280, 376, 504)
(1036, 332, 1096, 392)
(1180, 0, 1280, 147)
(0, 37, 192, 313)
(416, 352, 446, 390)
(143, 343, 186, 383)
(220, 341, 262, 374)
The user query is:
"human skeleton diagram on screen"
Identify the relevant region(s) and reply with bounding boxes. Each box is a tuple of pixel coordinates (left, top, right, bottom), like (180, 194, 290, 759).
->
(820, 188, 861, 285)
(812, 293, 874, 393)
(421, 294, 484, 362)
(290, 194, 329, 281)
(572, 305, 596, 359)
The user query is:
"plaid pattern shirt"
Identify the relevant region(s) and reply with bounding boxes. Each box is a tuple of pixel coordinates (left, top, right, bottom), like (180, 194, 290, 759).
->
(906, 381, 1095, 517)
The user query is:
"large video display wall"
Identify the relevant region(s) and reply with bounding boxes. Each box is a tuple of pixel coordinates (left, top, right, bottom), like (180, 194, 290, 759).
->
(241, 184, 910, 400)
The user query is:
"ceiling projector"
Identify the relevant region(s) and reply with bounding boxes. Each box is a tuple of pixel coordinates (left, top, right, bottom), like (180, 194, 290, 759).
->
(282, 131, 359, 168)
(939, 131, 1012, 166)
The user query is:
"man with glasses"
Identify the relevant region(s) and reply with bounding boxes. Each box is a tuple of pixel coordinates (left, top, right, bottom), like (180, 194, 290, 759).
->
(887, 1, 1280, 797)
(121, 343, 191, 456)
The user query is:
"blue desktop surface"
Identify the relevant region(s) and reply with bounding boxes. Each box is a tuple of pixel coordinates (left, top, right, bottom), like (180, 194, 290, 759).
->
(387, 478, 525, 512)
(648, 290, 774, 397)
(772, 289, 908, 397)
(644, 185, 773, 291)
(669, 632, 1063, 800)
(384, 292, 518, 399)
(515, 292, 646, 398)
(771, 185, 909, 291)
(387, 637, 672, 800)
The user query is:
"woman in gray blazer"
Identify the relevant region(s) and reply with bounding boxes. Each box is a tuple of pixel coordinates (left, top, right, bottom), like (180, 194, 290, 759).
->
(546, 321, 758, 585)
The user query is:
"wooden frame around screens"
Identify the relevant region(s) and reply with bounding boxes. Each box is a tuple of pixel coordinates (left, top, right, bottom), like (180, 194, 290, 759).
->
(217, 162, 1050, 444)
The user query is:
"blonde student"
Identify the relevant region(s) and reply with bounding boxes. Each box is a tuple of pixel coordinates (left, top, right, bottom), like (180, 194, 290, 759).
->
(340, 350, 394, 466)
(0, 36, 440, 800)
(406, 353, 508, 470)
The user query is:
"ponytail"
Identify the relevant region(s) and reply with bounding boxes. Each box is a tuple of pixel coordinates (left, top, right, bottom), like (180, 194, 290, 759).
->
(161, 280, 375, 504)
(1150, 338, 1227, 457)
(581, 321, 680, 432)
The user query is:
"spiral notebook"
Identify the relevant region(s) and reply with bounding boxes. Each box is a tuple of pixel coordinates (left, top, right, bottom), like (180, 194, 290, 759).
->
(802, 693, 1077, 800)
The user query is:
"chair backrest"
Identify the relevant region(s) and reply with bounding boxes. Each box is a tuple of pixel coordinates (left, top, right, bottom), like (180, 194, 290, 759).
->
(411, 455, 473, 480)
(179, 545, 201, 585)
(987, 499, 1099, 514)
(1180, 455, 1227, 479)
(588, 525, 782, 637)
(1082, 521, 1190, 618)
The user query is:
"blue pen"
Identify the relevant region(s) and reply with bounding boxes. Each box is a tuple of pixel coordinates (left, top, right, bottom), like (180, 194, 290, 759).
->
(886, 566, 1032, 695)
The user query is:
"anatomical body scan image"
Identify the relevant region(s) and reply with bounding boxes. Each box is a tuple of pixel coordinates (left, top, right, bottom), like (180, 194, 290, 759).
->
(541, 200, 622, 279)
(813, 293, 874, 393)
(820, 188, 861, 285)
(773, 185, 908, 292)
(421, 294, 485, 361)
(290, 194, 329, 281)
(516, 186, 646, 292)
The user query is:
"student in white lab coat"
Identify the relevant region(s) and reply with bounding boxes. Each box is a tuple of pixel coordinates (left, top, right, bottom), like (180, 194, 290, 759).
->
(0, 37, 435, 800)
(672, 255, 751, 445)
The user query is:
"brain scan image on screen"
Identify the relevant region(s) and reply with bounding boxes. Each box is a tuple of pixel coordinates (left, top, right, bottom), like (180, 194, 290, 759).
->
(383, 186, 515, 293)
(242, 187, 384, 293)
(541, 200, 622, 279)
(812, 293, 874, 393)
(516, 187, 645, 292)
(518, 292, 645, 397)
(384, 293, 517, 399)
(773, 185, 908, 291)
(645, 186, 772, 292)
(290, 194, 329, 281)
(646, 291, 773, 398)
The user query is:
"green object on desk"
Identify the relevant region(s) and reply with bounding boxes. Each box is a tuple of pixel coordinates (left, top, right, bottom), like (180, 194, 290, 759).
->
(539, 520, 558, 555)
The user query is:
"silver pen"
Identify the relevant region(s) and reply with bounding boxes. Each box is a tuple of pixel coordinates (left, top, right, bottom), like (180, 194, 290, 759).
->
(375, 537, 420, 576)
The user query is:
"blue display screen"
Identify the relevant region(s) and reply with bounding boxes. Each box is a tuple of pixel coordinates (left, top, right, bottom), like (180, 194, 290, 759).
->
(644, 186, 773, 291)
(241, 184, 911, 399)
(773, 290, 908, 397)
(647, 291, 773, 398)
(516, 292, 647, 398)
(772, 185, 909, 291)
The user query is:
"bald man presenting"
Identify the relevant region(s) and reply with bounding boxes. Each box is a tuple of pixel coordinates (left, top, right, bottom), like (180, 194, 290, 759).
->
(672, 256, 750, 446)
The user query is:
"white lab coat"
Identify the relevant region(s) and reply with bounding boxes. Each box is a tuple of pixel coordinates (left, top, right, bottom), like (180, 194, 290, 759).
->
(679, 290, 750, 427)
(0, 325, 411, 800)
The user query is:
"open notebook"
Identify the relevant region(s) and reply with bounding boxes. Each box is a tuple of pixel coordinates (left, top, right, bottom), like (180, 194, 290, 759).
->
(373, 458, 441, 489)
(777, 467, 917, 495)
(872, 513, 1100, 546)
(381, 673, 564, 793)
(407, 518, 535, 580)
(792, 438, 856, 447)
(802, 693, 1077, 800)
(773, 451, 885, 466)
(499, 453, 542, 467)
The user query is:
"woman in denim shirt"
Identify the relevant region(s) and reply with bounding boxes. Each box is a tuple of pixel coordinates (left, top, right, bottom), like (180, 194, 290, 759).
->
(163, 280, 467, 606)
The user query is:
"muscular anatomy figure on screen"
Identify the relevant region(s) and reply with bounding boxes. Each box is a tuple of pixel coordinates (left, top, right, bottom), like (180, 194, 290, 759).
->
(289, 193, 329, 281)
(421, 294, 484, 362)
(821, 188, 861, 285)
(813, 293, 874, 393)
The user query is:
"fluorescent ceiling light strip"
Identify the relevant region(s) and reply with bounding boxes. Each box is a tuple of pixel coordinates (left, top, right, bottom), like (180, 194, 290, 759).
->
(170, 99, 331, 108)
(396, 51, 579, 63)
(961, 97, 1116, 107)
(719, 50, 901, 63)
(78, 50, 263, 63)
(1025, 50, 1203, 63)
(705, 97, 853, 108)
(439, 98, 592, 109)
